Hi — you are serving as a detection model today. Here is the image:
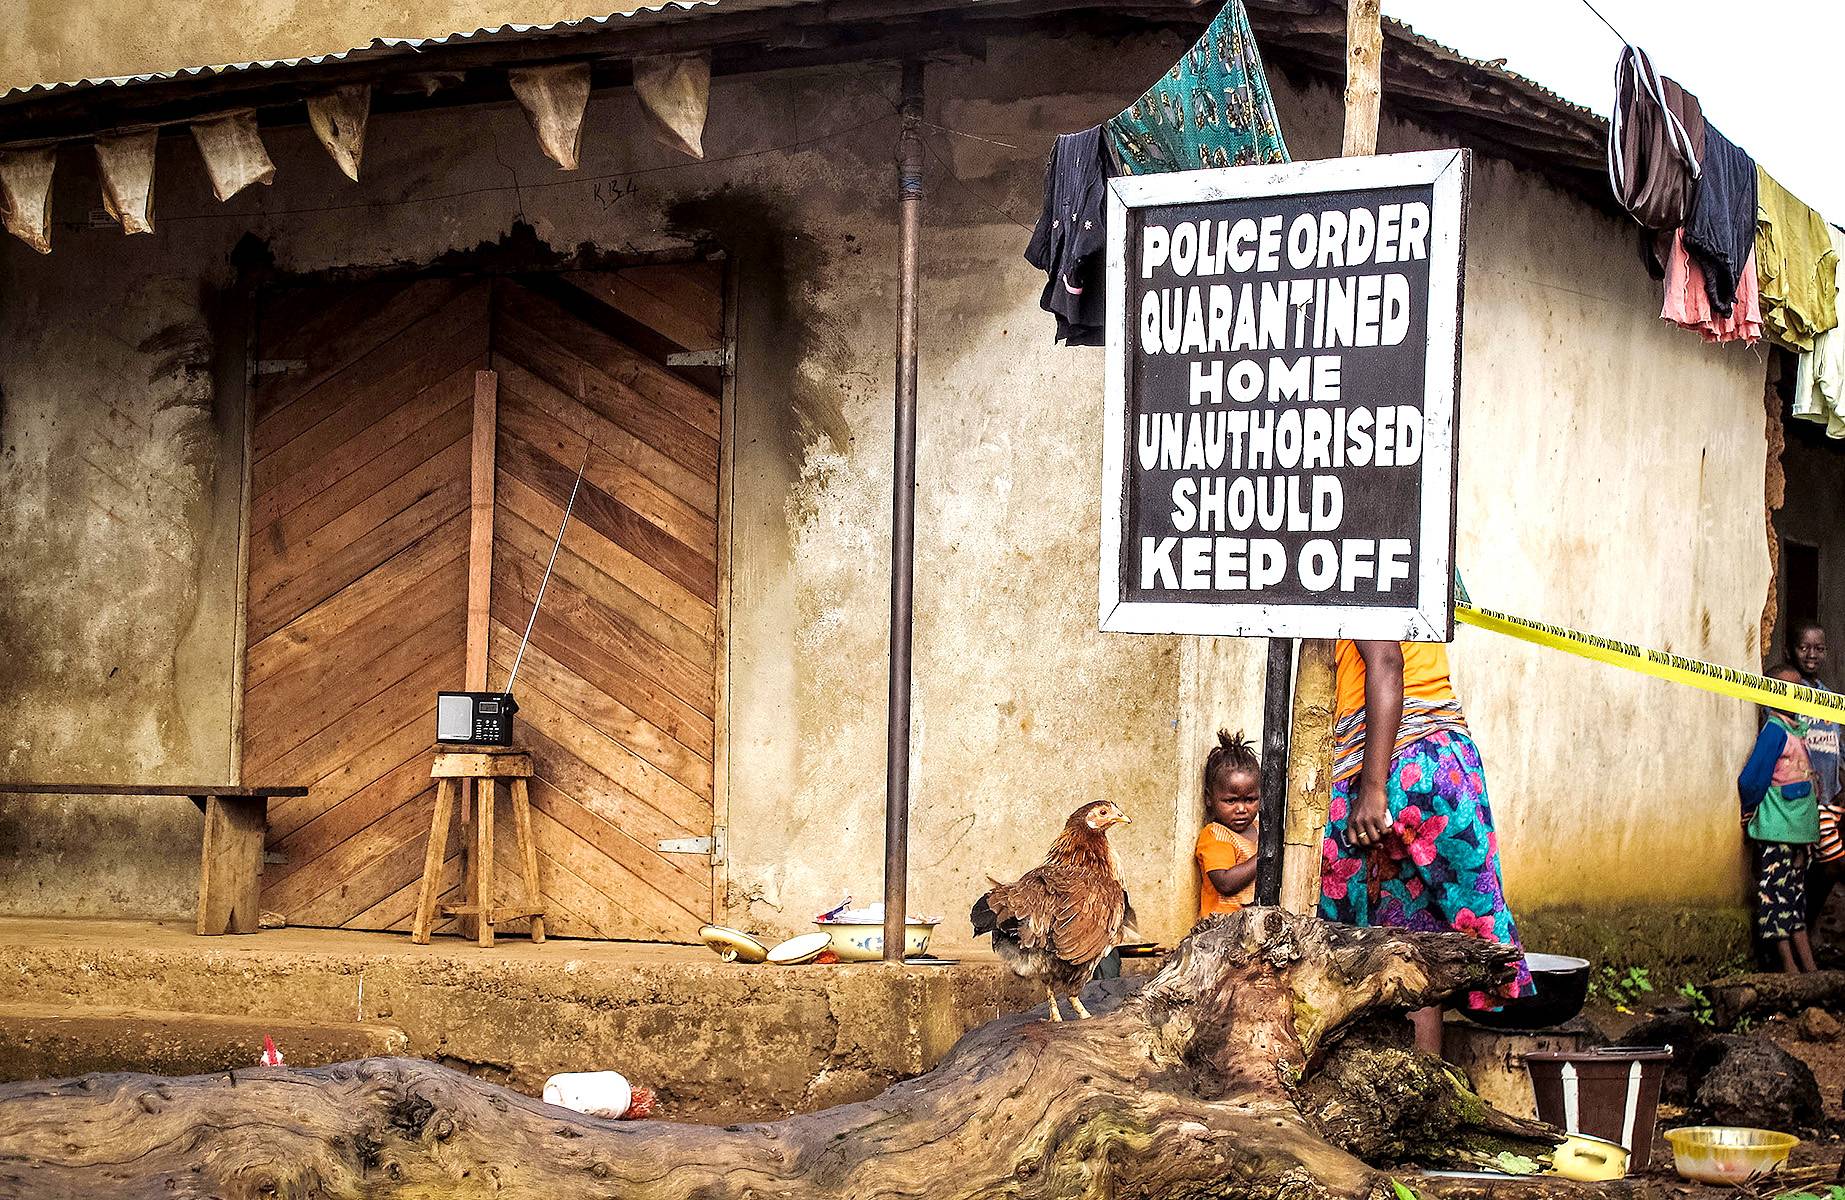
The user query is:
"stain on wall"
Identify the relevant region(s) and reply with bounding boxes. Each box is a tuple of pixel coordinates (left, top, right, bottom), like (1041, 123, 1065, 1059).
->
(0, 29, 1768, 951)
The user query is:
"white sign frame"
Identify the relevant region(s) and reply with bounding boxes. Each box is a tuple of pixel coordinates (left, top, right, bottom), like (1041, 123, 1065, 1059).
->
(1099, 148, 1468, 641)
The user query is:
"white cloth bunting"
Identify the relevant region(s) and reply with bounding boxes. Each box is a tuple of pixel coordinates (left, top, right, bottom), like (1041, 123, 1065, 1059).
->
(0, 146, 56, 253)
(190, 110, 276, 201)
(510, 63, 592, 170)
(307, 86, 371, 182)
(95, 129, 158, 234)
(633, 52, 711, 160)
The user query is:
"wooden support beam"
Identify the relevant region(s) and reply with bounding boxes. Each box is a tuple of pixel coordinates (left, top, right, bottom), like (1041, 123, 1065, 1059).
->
(466, 369, 497, 692)
(1282, 0, 1382, 915)
(1341, 0, 1383, 157)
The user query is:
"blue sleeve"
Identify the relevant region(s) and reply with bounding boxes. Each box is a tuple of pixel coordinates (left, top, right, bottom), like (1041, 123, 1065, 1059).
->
(1739, 722, 1787, 813)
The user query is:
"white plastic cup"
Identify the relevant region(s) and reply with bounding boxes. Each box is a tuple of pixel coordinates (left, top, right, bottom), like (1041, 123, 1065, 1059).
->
(543, 1071, 632, 1120)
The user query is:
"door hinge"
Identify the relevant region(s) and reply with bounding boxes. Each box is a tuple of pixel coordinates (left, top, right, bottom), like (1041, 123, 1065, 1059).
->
(657, 827, 725, 859)
(664, 347, 732, 373)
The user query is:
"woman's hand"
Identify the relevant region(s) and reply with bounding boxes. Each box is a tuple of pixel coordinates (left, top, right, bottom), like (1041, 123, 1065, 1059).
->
(1347, 781, 1392, 850)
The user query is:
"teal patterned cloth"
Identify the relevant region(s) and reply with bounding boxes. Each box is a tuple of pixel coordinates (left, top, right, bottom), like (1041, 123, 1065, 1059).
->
(1105, 0, 1290, 174)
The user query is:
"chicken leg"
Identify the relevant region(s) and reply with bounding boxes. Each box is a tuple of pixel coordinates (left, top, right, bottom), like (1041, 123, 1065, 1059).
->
(1045, 987, 1063, 1022)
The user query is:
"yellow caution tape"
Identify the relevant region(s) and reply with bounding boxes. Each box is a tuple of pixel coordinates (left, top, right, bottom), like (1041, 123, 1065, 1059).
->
(1455, 600, 1845, 726)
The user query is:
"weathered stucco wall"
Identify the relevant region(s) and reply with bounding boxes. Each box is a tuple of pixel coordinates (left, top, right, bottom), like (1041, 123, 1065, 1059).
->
(0, 257, 246, 917)
(0, 0, 637, 94)
(0, 25, 1768, 957)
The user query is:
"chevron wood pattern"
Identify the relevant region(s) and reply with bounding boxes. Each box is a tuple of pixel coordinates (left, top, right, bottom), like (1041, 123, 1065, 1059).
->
(243, 264, 724, 941)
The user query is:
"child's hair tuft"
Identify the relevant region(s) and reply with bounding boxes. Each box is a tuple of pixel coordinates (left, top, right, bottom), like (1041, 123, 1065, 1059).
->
(1204, 729, 1260, 803)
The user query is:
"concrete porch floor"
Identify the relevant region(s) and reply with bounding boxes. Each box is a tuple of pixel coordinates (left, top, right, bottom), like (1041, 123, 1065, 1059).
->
(0, 916, 1063, 1121)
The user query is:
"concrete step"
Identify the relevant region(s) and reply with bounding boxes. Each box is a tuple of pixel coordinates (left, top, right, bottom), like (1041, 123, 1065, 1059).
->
(0, 1003, 409, 1082)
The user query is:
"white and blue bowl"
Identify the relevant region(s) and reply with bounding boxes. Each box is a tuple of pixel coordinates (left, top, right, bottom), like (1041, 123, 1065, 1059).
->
(815, 921, 936, 962)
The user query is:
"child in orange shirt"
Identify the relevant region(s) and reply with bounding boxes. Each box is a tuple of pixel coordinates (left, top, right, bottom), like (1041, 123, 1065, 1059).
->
(1195, 730, 1260, 918)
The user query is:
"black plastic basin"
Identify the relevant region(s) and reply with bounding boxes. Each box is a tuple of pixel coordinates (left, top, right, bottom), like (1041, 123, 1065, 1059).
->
(1461, 952, 1591, 1030)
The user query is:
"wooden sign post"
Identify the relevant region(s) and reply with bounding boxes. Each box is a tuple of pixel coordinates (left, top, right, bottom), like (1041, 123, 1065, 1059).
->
(1277, 0, 1383, 914)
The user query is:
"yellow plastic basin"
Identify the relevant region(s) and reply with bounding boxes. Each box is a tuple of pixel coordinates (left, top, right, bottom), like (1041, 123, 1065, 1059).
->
(1663, 1127, 1798, 1184)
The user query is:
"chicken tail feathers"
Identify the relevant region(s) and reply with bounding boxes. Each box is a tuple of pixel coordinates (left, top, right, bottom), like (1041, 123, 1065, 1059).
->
(970, 892, 1000, 937)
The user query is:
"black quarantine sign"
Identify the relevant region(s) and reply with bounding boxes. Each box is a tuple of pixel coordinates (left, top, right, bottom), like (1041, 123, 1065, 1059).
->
(1100, 150, 1468, 641)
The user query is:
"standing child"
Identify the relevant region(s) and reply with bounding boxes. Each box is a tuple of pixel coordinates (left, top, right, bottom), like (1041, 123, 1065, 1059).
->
(1740, 665, 1822, 973)
(1196, 730, 1261, 917)
(1785, 622, 1845, 933)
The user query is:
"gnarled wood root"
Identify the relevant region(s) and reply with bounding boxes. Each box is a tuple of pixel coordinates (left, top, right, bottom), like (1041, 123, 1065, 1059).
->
(0, 908, 1544, 1200)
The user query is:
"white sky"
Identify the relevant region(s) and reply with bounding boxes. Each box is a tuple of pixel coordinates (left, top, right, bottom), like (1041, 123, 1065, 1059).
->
(1380, 0, 1845, 220)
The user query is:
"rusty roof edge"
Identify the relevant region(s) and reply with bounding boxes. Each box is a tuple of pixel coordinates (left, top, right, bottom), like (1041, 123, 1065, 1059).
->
(0, 1, 723, 101)
(0, 0, 1612, 193)
(1380, 12, 1606, 134)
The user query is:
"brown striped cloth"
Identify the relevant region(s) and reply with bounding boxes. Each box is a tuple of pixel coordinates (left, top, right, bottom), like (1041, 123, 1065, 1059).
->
(1333, 697, 1472, 783)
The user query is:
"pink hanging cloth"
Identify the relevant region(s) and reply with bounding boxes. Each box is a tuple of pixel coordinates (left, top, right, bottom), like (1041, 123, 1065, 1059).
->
(1662, 228, 1762, 344)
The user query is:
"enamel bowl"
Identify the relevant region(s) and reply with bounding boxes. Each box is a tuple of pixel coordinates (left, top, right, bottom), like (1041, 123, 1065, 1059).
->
(814, 920, 936, 962)
(1664, 1127, 1798, 1184)
(766, 931, 835, 965)
(700, 925, 768, 964)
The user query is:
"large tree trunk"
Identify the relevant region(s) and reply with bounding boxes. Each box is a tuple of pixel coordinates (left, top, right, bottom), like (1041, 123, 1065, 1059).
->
(0, 909, 1552, 1200)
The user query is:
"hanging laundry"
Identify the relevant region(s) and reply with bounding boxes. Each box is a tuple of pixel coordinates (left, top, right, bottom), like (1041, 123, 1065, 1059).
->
(1681, 123, 1755, 316)
(1757, 167, 1839, 352)
(1792, 225, 1845, 438)
(1606, 44, 1703, 230)
(1105, 0, 1289, 174)
(1661, 229, 1761, 345)
(1024, 126, 1112, 347)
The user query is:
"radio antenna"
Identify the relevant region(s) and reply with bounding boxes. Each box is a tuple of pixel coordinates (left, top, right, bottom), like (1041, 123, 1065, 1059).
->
(505, 441, 591, 693)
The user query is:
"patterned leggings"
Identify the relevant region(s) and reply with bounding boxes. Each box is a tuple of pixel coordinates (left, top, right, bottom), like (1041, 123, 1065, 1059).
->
(1755, 841, 1809, 940)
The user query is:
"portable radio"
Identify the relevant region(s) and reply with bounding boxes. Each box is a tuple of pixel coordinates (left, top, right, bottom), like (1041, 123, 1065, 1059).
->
(436, 691, 519, 746)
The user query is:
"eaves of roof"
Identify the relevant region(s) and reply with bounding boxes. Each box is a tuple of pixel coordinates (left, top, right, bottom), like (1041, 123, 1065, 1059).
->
(0, 0, 1610, 204)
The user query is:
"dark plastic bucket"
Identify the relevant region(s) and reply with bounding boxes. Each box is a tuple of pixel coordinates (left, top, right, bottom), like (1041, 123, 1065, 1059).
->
(1525, 1047, 1673, 1168)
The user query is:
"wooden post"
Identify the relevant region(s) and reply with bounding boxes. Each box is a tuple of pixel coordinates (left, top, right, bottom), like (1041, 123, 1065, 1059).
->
(1341, 0, 1383, 157)
(466, 369, 498, 691)
(1278, 640, 1338, 912)
(1279, 0, 1382, 915)
(455, 367, 499, 943)
(1253, 640, 1291, 905)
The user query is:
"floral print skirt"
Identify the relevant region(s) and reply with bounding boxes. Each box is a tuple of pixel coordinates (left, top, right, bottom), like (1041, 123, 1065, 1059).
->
(1318, 729, 1534, 1008)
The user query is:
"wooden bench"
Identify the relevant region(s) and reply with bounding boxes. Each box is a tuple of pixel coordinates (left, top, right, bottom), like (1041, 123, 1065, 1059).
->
(0, 783, 309, 936)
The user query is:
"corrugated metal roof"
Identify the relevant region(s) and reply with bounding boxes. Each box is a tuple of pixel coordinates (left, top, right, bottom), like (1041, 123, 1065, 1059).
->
(0, 1, 724, 100)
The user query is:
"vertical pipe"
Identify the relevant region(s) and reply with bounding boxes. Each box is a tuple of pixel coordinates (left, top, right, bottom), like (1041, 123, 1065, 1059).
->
(1254, 638, 1291, 904)
(884, 61, 925, 963)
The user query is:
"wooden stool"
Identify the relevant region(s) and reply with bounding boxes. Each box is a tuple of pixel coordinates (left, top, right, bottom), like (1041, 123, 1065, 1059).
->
(411, 747, 545, 947)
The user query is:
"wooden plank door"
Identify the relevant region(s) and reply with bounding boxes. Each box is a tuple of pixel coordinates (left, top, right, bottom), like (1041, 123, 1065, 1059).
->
(485, 269, 722, 941)
(244, 276, 485, 929)
(241, 265, 723, 942)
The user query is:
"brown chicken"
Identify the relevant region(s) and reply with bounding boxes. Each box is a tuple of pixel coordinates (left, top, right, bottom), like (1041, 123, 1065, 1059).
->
(970, 800, 1132, 1021)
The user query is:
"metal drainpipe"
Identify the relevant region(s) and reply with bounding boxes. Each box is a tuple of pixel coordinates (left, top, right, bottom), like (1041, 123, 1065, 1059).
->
(883, 61, 925, 964)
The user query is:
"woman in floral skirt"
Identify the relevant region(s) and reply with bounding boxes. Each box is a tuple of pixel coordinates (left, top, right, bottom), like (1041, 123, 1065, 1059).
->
(1320, 639, 1533, 1055)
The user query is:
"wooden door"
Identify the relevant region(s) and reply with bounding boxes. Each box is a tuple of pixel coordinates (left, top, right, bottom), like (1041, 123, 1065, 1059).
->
(484, 271, 722, 940)
(242, 265, 724, 941)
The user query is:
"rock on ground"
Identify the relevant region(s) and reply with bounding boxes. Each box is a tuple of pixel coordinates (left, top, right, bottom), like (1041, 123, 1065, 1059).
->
(1797, 1006, 1843, 1041)
(1688, 1034, 1823, 1132)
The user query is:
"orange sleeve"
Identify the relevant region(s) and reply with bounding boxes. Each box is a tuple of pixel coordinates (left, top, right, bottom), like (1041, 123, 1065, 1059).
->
(1195, 826, 1249, 874)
